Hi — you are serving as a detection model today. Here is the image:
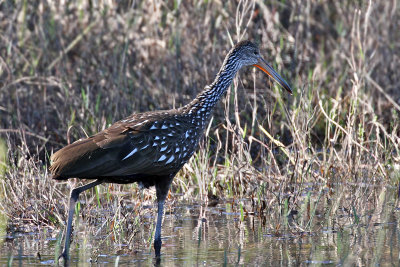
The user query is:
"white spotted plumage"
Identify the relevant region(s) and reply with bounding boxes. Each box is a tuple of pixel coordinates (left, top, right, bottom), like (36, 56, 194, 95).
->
(122, 148, 138, 160)
(157, 155, 166, 162)
(165, 156, 174, 164)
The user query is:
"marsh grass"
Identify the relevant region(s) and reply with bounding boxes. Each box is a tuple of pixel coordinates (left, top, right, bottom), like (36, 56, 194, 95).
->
(0, 0, 400, 263)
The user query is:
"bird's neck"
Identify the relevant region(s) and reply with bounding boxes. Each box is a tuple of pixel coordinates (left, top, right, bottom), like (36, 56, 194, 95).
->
(182, 54, 240, 126)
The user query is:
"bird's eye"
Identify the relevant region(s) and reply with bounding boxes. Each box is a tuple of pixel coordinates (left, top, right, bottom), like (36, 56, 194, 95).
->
(254, 51, 258, 55)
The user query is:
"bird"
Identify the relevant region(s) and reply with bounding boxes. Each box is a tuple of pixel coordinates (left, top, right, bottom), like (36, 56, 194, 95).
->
(49, 40, 292, 262)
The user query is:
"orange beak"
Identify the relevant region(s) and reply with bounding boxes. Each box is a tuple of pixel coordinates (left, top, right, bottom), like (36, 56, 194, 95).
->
(253, 57, 292, 94)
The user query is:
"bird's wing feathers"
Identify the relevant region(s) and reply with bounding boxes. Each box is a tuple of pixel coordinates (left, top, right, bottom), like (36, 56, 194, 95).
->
(50, 111, 194, 179)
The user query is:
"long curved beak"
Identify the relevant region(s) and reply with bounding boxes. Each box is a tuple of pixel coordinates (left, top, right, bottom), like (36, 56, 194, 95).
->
(253, 57, 293, 94)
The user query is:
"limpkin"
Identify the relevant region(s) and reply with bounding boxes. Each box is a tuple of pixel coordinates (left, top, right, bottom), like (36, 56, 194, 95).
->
(50, 40, 292, 261)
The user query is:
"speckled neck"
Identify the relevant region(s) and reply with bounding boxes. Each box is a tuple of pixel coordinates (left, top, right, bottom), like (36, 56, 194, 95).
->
(182, 48, 242, 128)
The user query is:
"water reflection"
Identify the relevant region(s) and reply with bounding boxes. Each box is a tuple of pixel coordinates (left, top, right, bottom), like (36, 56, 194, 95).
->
(1, 189, 400, 266)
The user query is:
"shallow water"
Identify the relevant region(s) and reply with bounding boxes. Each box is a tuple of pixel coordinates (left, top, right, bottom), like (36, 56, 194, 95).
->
(1, 191, 400, 266)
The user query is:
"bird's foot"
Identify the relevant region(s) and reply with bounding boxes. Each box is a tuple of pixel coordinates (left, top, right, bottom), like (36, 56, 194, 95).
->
(154, 240, 162, 266)
(58, 250, 69, 266)
(154, 239, 162, 258)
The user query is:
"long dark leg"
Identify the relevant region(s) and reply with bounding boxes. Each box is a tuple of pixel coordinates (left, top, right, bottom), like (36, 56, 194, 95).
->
(154, 175, 174, 259)
(60, 179, 103, 262)
(154, 199, 165, 258)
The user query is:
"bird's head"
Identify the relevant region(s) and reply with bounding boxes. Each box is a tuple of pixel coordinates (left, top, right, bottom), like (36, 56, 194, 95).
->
(231, 40, 292, 94)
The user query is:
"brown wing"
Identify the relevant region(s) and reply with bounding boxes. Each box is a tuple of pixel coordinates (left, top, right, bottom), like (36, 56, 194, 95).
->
(50, 110, 197, 180)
